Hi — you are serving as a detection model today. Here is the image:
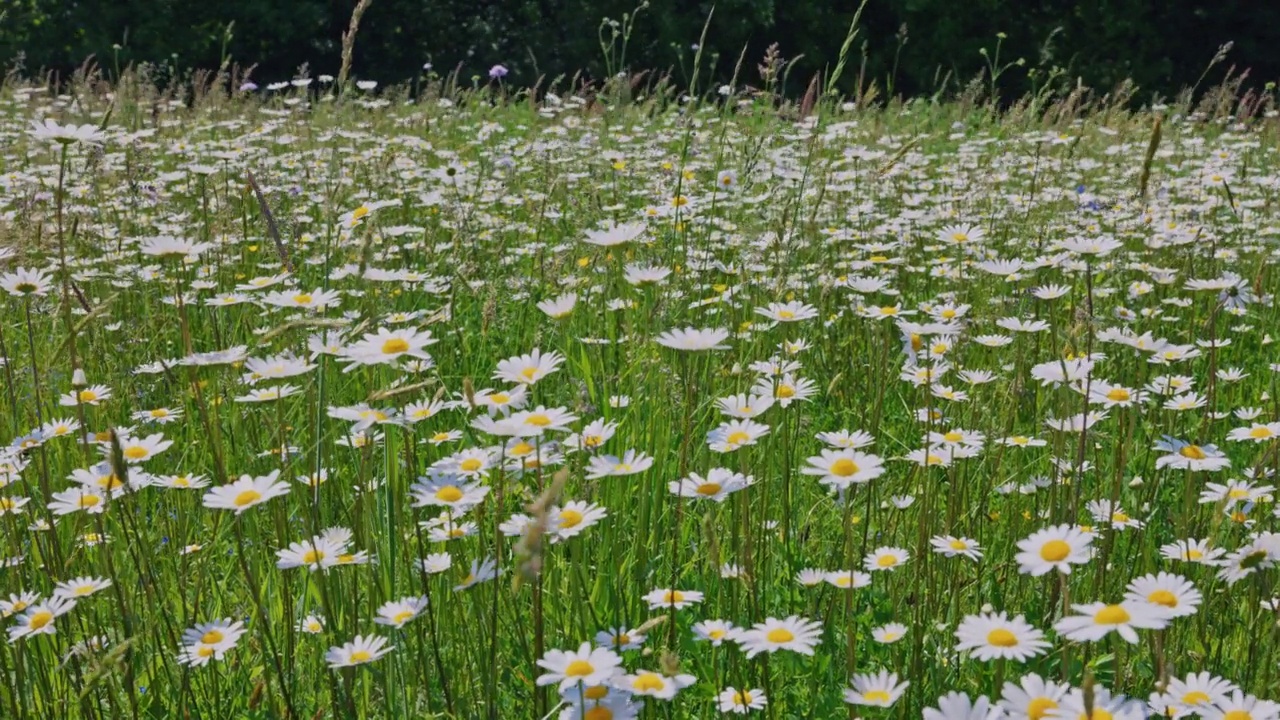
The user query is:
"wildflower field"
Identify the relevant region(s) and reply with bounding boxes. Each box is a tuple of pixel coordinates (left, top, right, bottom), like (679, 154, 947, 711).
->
(1, 74, 1279, 720)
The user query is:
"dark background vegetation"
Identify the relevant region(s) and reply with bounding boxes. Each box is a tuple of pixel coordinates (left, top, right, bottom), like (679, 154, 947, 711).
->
(2, 0, 1278, 101)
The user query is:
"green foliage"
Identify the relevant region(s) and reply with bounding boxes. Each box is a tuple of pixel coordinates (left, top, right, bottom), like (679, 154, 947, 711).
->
(1, 0, 1279, 100)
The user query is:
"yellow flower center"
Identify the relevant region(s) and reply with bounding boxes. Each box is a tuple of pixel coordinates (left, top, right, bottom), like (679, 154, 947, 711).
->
(708, 629, 726, 639)
(1222, 711, 1253, 720)
(1028, 697, 1058, 720)
(696, 482, 722, 496)
(584, 707, 613, 720)
(459, 458, 483, 472)
(28, 611, 54, 630)
(80, 494, 102, 508)
(197, 646, 215, 657)
(778, 310, 795, 320)
(392, 610, 414, 625)
(864, 690, 891, 703)
(585, 685, 609, 700)
(123, 446, 149, 460)
(525, 414, 552, 427)
(1249, 427, 1274, 439)
(349, 650, 372, 663)
(735, 691, 753, 705)
(986, 629, 1018, 647)
(1094, 604, 1131, 625)
(431, 432, 451, 442)
(435, 486, 464, 503)
(830, 458, 859, 477)
(381, 338, 410, 354)
(520, 367, 538, 381)
(302, 549, 325, 564)
(558, 509, 584, 529)
(1179, 445, 1207, 460)
(150, 409, 169, 418)
(233, 490, 262, 507)
(293, 294, 313, 304)
(201, 630, 224, 644)
(489, 393, 510, 404)
(1079, 710, 1113, 720)
(949, 539, 968, 550)
(1106, 388, 1130, 402)
(1182, 692, 1211, 706)
(726, 431, 750, 446)
(777, 385, 795, 398)
(78, 390, 98, 402)
(1039, 539, 1071, 562)
(663, 590, 684, 604)
(633, 673, 666, 692)
(766, 628, 794, 643)
(876, 555, 898, 568)
(943, 431, 963, 442)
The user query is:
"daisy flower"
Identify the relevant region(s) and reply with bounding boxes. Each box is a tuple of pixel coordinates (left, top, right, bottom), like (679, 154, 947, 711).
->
(719, 687, 767, 714)
(954, 612, 1050, 662)
(998, 673, 1069, 720)
(844, 669, 909, 707)
(801, 449, 885, 488)
(1123, 572, 1201, 617)
(735, 616, 822, 658)
(931, 535, 984, 561)
(326, 635, 394, 668)
(613, 670, 696, 701)
(643, 588, 704, 610)
(692, 619, 739, 646)
(1014, 524, 1093, 576)
(1053, 600, 1171, 643)
(202, 471, 290, 514)
(923, 692, 1002, 720)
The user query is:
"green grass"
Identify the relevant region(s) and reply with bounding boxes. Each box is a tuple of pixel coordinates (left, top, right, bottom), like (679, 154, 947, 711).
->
(0, 73, 1277, 720)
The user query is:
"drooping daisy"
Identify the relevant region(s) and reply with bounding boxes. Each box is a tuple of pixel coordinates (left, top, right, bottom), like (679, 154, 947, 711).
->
(453, 558, 500, 591)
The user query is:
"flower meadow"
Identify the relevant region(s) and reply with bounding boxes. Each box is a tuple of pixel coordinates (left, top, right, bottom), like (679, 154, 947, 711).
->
(0, 76, 1279, 720)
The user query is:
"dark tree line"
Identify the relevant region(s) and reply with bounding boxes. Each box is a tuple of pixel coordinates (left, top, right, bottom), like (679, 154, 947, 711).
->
(2, 0, 1277, 101)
